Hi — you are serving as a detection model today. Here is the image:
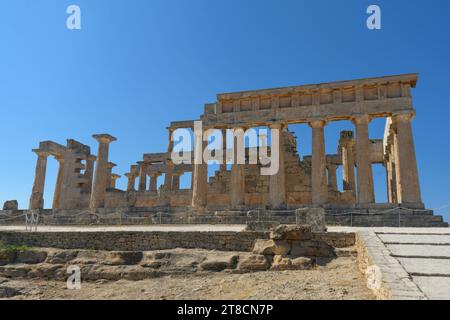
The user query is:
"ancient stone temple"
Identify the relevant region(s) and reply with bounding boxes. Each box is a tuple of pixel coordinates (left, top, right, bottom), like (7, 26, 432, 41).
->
(22, 74, 446, 227)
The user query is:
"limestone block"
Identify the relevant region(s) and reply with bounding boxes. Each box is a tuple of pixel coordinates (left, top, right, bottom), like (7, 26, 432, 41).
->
(271, 255, 314, 271)
(290, 240, 335, 258)
(295, 207, 327, 232)
(252, 239, 291, 256)
(270, 225, 312, 241)
(200, 254, 239, 271)
(27, 264, 65, 279)
(2, 200, 18, 211)
(237, 254, 270, 271)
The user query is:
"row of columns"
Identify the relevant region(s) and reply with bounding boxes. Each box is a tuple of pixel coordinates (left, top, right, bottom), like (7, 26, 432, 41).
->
(132, 168, 183, 193)
(189, 112, 422, 210)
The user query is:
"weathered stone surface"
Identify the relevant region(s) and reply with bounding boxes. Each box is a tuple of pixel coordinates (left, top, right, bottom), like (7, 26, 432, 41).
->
(271, 255, 314, 270)
(104, 251, 143, 266)
(237, 254, 270, 271)
(0, 285, 20, 298)
(0, 264, 31, 278)
(2, 200, 18, 211)
(290, 240, 335, 257)
(27, 264, 65, 279)
(46, 250, 79, 264)
(295, 208, 327, 232)
(0, 251, 15, 266)
(270, 225, 312, 241)
(252, 239, 290, 256)
(200, 254, 238, 271)
(15, 250, 47, 264)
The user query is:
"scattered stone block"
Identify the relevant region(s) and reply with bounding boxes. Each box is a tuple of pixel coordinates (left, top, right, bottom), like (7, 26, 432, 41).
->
(200, 254, 238, 271)
(252, 239, 291, 256)
(271, 255, 314, 271)
(237, 254, 270, 271)
(2, 200, 18, 211)
(270, 225, 312, 241)
(295, 208, 327, 232)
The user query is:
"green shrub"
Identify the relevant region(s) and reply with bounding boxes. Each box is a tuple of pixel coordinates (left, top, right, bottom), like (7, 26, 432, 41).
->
(0, 241, 29, 259)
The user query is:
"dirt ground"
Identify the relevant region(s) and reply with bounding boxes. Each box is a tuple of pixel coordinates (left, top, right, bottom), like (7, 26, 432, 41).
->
(4, 257, 374, 300)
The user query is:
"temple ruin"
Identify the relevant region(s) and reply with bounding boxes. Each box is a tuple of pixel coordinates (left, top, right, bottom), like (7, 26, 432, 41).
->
(21, 74, 446, 227)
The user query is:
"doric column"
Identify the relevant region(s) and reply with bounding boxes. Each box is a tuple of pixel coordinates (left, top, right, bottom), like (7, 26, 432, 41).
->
(125, 173, 136, 191)
(191, 129, 208, 209)
(230, 127, 245, 208)
(220, 128, 227, 172)
(52, 155, 65, 209)
(353, 115, 375, 205)
(269, 123, 286, 209)
(339, 131, 356, 196)
(110, 174, 120, 189)
(309, 120, 328, 205)
(149, 173, 158, 192)
(172, 173, 181, 191)
(164, 160, 173, 192)
(89, 134, 117, 210)
(84, 155, 96, 192)
(29, 150, 49, 209)
(138, 162, 147, 191)
(106, 162, 116, 189)
(327, 163, 338, 191)
(392, 112, 422, 205)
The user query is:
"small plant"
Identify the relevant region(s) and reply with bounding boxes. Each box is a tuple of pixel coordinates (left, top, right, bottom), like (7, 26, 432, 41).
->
(0, 241, 29, 260)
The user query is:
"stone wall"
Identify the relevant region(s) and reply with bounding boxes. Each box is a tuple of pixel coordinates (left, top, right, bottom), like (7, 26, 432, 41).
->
(0, 230, 355, 252)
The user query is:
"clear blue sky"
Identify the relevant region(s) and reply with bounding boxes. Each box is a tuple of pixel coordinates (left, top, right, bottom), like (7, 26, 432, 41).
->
(0, 0, 449, 220)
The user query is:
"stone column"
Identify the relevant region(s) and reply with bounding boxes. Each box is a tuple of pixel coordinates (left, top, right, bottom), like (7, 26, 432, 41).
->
(309, 120, 328, 205)
(172, 173, 181, 191)
(29, 150, 49, 209)
(125, 173, 136, 191)
(89, 134, 117, 210)
(220, 129, 227, 172)
(149, 173, 158, 192)
(353, 115, 375, 205)
(269, 123, 286, 209)
(84, 155, 96, 192)
(191, 129, 208, 209)
(52, 155, 65, 209)
(327, 163, 338, 191)
(106, 162, 116, 189)
(167, 128, 174, 154)
(110, 174, 120, 189)
(164, 160, 173, 192)
(339, 131, 356, 195)
(138, 163, 147, 191)
(392, 112, 422, 205)
(230, 127, 245, 208)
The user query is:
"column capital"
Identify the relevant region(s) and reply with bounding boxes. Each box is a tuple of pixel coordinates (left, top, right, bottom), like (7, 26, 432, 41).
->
(308, 119, 326, 129)
(392, 110, 415, 123)
(267, 122, 286, 130)
(92, 134, 117, 144)
(107, 162, 117, 169)
(32, 149, 49, 158)
(351, 114, 372, 125)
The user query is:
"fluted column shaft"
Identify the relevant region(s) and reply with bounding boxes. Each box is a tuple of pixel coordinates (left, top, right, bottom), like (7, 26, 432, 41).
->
(353, 115, 375, 204)
(393, 112, 422, 204)
(89, 134, 116, 210)
(269, 123, 286, 209)
(309, 120, 328, 205)
(230, 127, 245, 208)
(29, 150, 48, 209)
